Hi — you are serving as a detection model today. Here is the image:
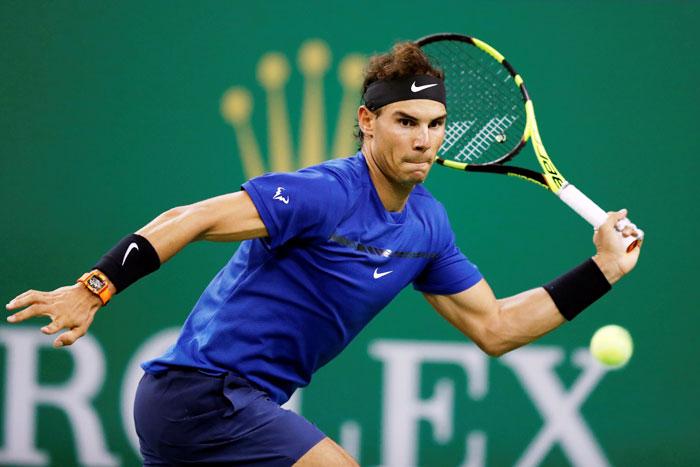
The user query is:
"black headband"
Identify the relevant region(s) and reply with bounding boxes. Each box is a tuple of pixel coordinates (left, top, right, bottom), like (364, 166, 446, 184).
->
(363, 75, 446, 111)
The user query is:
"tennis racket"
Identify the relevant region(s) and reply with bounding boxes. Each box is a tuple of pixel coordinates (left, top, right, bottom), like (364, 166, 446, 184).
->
(416, 33, 643, 252)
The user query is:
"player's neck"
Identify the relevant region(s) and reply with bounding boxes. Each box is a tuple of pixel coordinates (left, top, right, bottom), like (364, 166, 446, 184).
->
(362, 147, 413, 212)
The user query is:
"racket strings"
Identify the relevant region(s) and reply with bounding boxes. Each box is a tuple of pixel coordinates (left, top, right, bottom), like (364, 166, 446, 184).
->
(446, 45, 524, 162)
(421, 40, 526, 164)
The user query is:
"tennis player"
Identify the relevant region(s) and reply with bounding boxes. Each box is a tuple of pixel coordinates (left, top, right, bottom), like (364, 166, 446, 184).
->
(6, 42, 641, 466)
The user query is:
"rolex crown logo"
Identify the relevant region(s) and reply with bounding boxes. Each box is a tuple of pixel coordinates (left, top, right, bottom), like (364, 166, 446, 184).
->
(221, 39, 366, 179)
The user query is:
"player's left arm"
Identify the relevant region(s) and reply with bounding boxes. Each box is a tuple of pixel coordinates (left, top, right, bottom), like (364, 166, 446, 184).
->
(423, 209, 642, 357)
(5, 191, 267, 348)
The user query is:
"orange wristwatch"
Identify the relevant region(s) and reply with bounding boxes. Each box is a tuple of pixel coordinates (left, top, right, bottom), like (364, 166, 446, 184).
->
(77, 270, 112, 305)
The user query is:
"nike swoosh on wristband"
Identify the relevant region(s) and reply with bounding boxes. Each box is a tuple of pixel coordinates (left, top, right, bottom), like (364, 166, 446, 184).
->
(411, 82, 438, 92)
(121, 242, 139, 266)
(373, 268, 393, 279)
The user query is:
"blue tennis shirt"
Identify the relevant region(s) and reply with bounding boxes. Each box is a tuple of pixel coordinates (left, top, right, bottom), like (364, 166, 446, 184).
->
(143, 152, 482, 404)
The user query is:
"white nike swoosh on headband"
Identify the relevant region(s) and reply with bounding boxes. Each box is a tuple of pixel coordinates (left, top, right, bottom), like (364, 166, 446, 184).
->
(411, 82, 438, 92)
(122, 242, 139, 266)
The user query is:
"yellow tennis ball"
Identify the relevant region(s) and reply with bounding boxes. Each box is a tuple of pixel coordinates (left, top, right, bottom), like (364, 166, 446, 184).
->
(590, 325, 633, 368)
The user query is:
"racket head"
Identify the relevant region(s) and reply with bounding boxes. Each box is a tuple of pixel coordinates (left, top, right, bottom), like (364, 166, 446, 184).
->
(415, 33, 531, 167)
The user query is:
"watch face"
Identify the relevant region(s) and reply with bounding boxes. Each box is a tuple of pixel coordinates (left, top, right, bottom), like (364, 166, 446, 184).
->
(87, 275, 106, 291)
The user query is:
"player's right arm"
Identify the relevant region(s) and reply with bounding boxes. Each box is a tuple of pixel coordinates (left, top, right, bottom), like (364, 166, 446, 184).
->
(423, 210, 641, 357)
(5, 191, 267, 347)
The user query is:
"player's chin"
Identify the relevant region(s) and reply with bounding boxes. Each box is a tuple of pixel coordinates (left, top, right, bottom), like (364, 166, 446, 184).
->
(401, 164, 432, 184)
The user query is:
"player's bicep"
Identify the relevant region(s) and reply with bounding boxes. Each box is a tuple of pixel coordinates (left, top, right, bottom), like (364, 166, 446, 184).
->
(422, 279, 501, 350)
(196, 191, 268, 242)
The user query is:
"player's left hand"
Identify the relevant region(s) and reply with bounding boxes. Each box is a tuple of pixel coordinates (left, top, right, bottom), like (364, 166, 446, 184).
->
(5, 283, 103, 348)
(592, 209, 642, 284)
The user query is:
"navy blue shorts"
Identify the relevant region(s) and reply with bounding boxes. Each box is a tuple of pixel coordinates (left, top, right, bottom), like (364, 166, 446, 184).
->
(134, 368, 325, 466)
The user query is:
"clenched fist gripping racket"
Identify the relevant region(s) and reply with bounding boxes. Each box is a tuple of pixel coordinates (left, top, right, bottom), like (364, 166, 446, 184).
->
(416, 33, 643, 251)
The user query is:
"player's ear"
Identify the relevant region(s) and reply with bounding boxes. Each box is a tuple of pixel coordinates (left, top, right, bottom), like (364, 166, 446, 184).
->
(358, 105, 376, 139)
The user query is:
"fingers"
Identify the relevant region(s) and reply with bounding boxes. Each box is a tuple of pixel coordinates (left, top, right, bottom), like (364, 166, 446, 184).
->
(6, 289, 47, 310)
(6, 304, 49, 323)
(41, 319, 63, 335)
(5, 286, 94, 348)
(606, 208, 628, 227)
(10, 309, 90, 347)
(597, 209, 644, 255)
(54, 326, 88, 348)
(602, 209, 642, 237)
(620, 224, 639, 238)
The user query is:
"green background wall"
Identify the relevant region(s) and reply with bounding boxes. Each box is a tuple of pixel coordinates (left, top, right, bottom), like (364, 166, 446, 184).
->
(1, 1, 698, 465)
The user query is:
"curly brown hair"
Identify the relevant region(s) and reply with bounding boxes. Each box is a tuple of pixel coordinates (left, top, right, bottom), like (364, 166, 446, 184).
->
(357, 42, 444, 145)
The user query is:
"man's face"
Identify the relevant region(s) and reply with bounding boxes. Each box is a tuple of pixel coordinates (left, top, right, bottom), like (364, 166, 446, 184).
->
(364, 99, 447, 187)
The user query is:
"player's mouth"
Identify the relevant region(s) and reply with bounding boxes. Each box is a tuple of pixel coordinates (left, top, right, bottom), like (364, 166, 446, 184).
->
(403, 158, 433, 172)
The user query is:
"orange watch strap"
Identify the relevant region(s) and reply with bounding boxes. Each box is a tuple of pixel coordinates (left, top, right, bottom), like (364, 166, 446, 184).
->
(97, 286, 112, 305)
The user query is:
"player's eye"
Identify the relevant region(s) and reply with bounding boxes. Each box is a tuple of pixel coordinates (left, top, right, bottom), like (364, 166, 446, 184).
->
(398, 118, 415, 127)
(429, 119, 445, 128)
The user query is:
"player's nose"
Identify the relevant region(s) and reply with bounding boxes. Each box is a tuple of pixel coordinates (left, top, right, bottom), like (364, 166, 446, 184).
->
(413, 125, 430, 151)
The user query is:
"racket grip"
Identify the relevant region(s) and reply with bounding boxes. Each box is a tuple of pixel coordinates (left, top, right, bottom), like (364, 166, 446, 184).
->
(557, 184, 643, 252)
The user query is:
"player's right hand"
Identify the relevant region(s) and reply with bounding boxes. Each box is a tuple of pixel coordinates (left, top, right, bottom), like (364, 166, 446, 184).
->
(5, 284, 103, 348)
(592, 209, 642, 284)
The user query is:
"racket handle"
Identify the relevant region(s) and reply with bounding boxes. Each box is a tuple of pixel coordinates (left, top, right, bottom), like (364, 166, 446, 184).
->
(557, 184, 643, 253)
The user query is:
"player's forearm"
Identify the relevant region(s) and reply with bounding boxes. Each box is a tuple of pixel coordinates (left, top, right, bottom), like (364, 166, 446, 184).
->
(425, 281, 564, 357)
(89, 192, 267, 296)
(490, 288, 566, 356)
(489, 254, 621, 355)
(135, 204, 207, 264)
